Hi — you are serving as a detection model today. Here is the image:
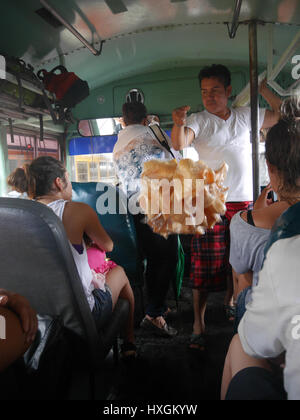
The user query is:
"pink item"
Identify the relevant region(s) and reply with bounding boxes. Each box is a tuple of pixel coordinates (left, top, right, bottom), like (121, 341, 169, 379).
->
(86, 245, 117, 290)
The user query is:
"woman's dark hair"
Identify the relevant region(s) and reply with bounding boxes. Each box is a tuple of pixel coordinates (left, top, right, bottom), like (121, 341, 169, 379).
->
(198, 64, 231, 88)
(265, 96, 300, 204)
(122, 102, 147, 125)
(8, 156, 67, 199)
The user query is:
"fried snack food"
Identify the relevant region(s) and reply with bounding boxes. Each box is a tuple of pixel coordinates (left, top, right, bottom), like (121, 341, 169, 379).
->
(139, 158, 228, 238)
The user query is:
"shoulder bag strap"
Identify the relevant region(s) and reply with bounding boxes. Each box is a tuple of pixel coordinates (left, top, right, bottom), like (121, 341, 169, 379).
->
(148, 125, 176, 159)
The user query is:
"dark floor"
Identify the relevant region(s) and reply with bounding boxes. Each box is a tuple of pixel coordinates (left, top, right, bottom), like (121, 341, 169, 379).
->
(110, 286, 234, 401)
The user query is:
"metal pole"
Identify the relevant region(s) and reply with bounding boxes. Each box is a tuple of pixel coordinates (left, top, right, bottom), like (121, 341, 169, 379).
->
(40, 0, 104, 56)
(249, 21, 260, 203)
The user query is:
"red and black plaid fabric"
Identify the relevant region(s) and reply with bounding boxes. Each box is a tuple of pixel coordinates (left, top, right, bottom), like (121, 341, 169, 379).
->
(189, 201, 252, 292)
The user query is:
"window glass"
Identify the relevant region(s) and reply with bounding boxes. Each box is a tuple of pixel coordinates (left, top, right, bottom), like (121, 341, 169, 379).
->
(70, 154, 117, 184)
(7, 133, 60, 173)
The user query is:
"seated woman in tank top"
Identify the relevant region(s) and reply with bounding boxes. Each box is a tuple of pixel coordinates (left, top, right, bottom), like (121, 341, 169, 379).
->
(9, 157, 136, 359)
(230, 183, 290, 329)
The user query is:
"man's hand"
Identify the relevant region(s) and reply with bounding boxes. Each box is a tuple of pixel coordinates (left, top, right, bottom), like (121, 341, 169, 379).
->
(253, 184, 274, 210)
(172, 105, 191, 127)
(0, 291, 38, 344)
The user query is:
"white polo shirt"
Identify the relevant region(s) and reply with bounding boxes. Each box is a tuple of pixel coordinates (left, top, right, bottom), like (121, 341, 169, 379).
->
(186, 107, 266, 202)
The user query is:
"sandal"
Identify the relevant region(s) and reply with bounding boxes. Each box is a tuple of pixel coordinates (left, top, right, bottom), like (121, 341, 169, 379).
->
(189, 333, 206, 351)
(224, 305, 236, 322)
(120, 342, 137, 361)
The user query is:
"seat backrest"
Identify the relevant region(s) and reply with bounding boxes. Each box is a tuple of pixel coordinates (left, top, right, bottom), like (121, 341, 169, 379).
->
(0, 197, 104, 365)
(72, 182, 143, 287)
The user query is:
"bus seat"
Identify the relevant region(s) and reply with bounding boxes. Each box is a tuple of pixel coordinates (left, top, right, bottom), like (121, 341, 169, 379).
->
(72, 182, 144, 289)
(0, 197, 129, 368)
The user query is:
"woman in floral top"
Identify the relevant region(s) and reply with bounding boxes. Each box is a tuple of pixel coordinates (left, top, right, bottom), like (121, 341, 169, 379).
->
(113, 102, 179, 337)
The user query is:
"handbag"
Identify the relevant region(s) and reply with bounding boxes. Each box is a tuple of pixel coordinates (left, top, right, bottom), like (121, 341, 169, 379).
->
(37, 65, 89, 109)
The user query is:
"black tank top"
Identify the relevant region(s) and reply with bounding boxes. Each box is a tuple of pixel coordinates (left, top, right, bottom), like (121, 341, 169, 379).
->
(246, 210, 255, 227)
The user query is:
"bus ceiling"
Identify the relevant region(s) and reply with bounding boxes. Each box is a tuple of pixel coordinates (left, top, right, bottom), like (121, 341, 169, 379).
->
(0, 1, 299, 140)
(0, 1, 299, 91)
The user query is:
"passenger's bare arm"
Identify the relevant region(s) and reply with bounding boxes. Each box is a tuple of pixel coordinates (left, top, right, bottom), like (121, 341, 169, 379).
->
(259, 80, 282, 130)
(82, 204, 114, 252)
(171, 105, 195, 150)
(64, 202, 114, 252)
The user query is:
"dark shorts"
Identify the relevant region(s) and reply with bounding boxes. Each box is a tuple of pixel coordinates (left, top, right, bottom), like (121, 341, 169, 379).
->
(225, 367, 287, 400)
(189, 201, 252, 292)
(92, 285, 113, 330)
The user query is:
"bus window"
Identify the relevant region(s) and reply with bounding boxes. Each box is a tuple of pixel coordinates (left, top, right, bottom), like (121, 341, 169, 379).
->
(70, 153, 117, 184)
(78, 118, 123, 137)
(7, 133, 60, 174)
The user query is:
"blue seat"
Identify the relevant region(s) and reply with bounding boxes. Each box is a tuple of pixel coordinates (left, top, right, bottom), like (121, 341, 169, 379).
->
(72, 182, 144, 289)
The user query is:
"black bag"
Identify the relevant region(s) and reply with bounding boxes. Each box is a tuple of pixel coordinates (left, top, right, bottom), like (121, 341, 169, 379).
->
(23, 315, 66, 373)
(22, 315, 71, 399)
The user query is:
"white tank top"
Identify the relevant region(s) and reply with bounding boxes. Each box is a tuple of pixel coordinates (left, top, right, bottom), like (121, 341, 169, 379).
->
(47, 199, 95, 311)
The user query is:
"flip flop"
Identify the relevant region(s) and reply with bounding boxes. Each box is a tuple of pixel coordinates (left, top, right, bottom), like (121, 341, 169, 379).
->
(120, 342, 137, 361)
(189, 333, 206, 351)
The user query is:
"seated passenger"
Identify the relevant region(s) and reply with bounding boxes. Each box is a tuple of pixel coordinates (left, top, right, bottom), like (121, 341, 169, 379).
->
(84, 233, 118, 291)
(0, 289, 38, 372)
(221, 96, 300, 400)
(11, 156, 136, 359)
(6, 167, 28, 198)
(230, 183, 289, 330)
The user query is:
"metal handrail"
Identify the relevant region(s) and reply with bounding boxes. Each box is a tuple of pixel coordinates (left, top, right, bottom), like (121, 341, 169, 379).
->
(227, 0, 243, 39)
(40, 0, 105, 56)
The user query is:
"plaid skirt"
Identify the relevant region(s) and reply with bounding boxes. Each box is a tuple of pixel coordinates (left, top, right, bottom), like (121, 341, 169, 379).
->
(189, 201, 252, 292)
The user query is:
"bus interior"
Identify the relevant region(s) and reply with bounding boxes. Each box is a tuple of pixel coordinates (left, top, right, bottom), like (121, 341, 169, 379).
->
(0, 0, 299, 402)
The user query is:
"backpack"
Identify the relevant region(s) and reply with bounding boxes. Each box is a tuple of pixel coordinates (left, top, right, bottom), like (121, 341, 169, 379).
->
(37, 65, 89, 109)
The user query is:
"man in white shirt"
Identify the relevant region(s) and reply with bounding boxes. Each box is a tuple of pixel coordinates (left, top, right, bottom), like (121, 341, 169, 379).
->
(171, 64, 281, 350)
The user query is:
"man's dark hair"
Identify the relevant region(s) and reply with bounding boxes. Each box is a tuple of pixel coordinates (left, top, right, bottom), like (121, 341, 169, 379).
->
(198, 64, 231, 88)
(122, 102, 147, 125)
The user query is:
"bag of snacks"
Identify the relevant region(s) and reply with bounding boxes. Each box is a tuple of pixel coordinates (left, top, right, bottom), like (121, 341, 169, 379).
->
(139, 158, 228, 238)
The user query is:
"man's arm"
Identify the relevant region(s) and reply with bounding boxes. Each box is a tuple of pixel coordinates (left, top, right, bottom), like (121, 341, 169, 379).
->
(171, 105, 195, 150)
(259, 80, 282, 130)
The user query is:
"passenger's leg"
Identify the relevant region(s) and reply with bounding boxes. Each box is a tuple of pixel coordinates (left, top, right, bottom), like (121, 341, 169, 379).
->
(190, 289, 208, 350)
(0, 307, 31, 372)
(192, 289, 208, 335)
(221, 334, 271, 400)
(134, 214, 178, 331)
(106, 266, 135, 344)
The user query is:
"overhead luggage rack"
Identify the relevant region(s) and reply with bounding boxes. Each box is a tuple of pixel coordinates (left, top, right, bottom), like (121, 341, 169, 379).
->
(0, 60, 67, 137)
